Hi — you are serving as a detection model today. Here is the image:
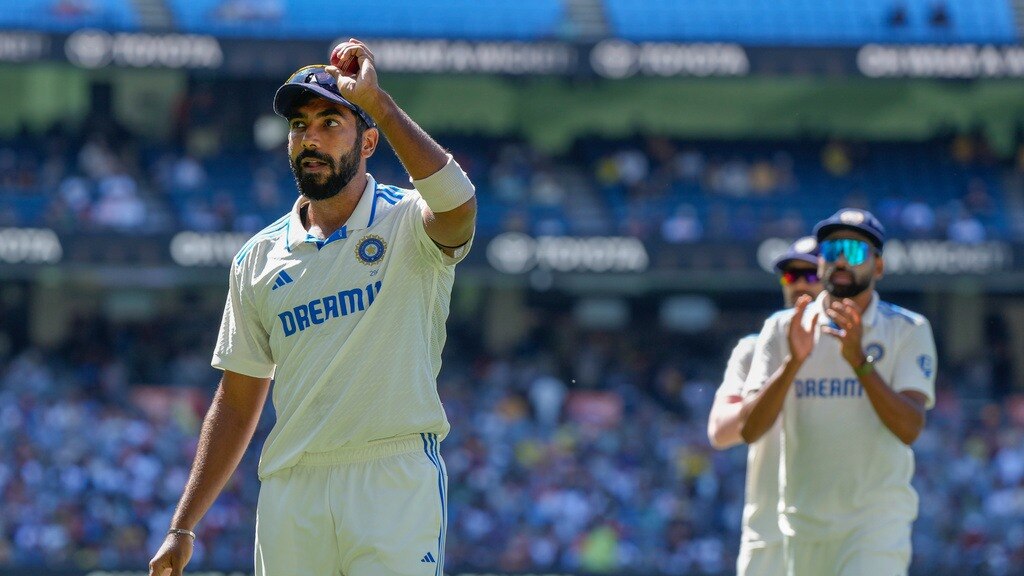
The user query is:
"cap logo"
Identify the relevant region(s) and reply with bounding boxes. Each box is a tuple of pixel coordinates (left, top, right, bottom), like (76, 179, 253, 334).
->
(794, 237, 817, 254)
(839, 210, 865, 225)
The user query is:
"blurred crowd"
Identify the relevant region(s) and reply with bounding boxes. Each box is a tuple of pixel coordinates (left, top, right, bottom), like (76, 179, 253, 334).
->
(0, 113, 1020, 244)
(1, 310, 1022, 575)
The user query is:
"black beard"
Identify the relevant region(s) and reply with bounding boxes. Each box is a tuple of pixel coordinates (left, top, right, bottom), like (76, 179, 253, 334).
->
(291, 145, 361, 201)
(825, 270, 872, 298)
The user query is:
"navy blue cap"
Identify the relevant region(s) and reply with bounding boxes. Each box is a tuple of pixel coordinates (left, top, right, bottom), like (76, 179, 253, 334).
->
(813, 208, 885, 250)
(273, 65, 376, 128)
(772, 235, 820, 273)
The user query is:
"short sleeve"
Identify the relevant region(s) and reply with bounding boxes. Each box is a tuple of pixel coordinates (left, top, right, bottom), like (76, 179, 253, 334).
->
(402, 193, 474, 267)
(211, 264, 276, 379)
(891, 320, 937, 409)
(716, 335, 758, 398)
(407, 156, 475, 267)
(743, 312, 788, 396)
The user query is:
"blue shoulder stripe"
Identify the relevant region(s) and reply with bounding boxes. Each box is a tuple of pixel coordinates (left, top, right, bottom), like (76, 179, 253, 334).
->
(234, 215, 290, 265)
(378, 185, 405, 203)
(877, 302, 918, 325)
(235, 219, 288, 263)
(376, 192, 400, 206)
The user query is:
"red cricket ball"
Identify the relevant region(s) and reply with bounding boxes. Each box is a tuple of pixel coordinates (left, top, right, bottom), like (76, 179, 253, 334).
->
(331, 50, 359, 76)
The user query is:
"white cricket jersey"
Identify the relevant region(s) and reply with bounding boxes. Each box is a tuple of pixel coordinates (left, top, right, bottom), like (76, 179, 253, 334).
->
(212, 158, 474, 479)
(744, 291, 936, 541)
(716, 334, 783, 546)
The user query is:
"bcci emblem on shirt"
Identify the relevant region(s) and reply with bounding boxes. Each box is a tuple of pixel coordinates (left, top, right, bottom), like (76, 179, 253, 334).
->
(864, 342, 885, 362)
(356, 234, 387, 265)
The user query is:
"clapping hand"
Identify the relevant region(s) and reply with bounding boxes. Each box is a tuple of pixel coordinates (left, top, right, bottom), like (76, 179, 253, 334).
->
(822, 298, 865, 366)
(787, 294, 818, 364)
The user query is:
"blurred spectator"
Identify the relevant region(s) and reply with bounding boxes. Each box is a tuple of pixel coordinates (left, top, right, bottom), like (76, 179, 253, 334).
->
(661, 204, 704, 244)
(951, 133, 977, 165)
(57, 175, 91, 220)
(170, 154, 208, 193)
(491, 144, 532, 204)
(673, 148, 705, 183)
(50, 0, 95, 18)
(929, 2, 951, 29)
(528, 370, 568, 430)
(531, 170, 565, 206)
(91, 168, 146, 230)
(712, 159, 752, 198)
(614, 149, 650, 189)
(749, 159, 779, 196)
(947, 208, 986, 244)
(821, 140, 852, 176)
(213, 0, 283, 22)
(901, 200, 937, 238)
(963, 178, 995, 215)
(887, 3, 909, 28)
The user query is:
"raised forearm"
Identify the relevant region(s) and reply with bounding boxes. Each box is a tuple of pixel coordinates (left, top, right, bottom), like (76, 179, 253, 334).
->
(740, 356, 801, 443)
(856, 364, 926, 445)
(366, 91, 448, 180)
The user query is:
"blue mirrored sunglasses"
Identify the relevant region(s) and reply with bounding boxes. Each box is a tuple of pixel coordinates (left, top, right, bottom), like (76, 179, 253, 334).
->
(820, 238, 874, 266)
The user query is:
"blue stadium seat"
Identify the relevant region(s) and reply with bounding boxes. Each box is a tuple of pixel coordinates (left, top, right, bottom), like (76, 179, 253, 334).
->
(0, 0, 138, 32)
(165, 0, 566, 40)
(604, 0, 1018, 45)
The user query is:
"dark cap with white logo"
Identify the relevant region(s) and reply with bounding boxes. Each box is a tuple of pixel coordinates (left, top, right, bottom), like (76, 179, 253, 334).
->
(773, 235, 820, 272)
(813, 208, 885, 250)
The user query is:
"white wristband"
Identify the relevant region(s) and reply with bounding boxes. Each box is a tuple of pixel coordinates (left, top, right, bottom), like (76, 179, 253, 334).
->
(411, 155, 475, 213)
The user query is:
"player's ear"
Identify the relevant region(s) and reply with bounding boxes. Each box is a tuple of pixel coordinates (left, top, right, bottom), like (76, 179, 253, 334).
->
(361, 126, 379, 159)
(874, 252, 884, 280)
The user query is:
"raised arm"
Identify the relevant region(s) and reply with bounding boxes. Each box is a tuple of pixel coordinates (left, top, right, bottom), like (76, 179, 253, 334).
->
(740, 355, 802, 443)
(149, 371, 271, 576)
(823, 299, 931, 445)
(328, 38, 476, 252)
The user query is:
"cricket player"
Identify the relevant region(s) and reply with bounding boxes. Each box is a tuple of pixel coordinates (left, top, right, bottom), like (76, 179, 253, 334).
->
(149, 38, 476, 576)
(740, 209, 936, 576)
(708, 236, 823, 576)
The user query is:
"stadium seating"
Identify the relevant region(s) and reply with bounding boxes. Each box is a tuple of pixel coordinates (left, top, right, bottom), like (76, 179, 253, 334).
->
(1, 1, 1017, 44)
(0, 130, 1013, 243)
(0, 0, 139, 32)
(165, 0, 567, 40)
(0, 307, 1019, 573)
(604, 0, 1018, 45)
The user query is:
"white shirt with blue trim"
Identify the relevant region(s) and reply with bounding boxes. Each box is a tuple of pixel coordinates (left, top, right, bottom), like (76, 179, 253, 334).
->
(212, 158, 474, 479)
(744, 291, 936, 541)
(716, 334, 784, 546)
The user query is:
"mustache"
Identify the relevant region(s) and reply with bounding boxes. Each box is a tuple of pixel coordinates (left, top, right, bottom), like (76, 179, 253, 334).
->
(294, 150, 335, 169)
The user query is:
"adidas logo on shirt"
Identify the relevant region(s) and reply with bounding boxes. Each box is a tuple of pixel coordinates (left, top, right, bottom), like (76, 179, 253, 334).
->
(420, 552, 436, 563)
(271, 270, 294, 291)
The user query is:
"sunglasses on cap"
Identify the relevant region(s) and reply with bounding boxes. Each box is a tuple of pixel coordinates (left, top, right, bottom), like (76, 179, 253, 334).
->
(820, 238, 876, 267)
(277, 65, 376, 128)
(780, 269, 821, 286)
(286, 64, 336, 85)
